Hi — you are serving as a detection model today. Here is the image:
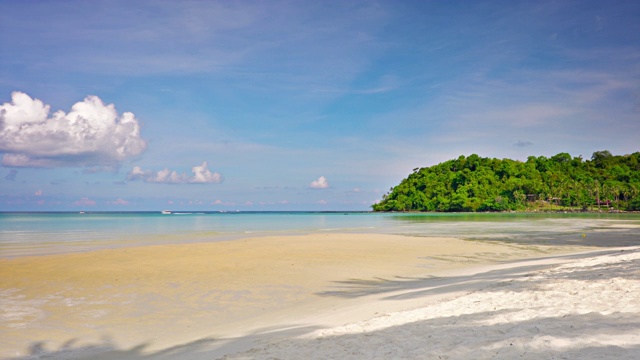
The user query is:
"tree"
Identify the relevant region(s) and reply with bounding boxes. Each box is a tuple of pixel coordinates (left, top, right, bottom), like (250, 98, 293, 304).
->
(372, 151, 640, 212)
(592, 150, 613, 168)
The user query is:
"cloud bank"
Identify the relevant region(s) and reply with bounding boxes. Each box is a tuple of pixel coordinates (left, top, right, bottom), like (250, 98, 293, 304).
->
(309, 176, 329, 189)
(0, 92, 146, 168)
(127, 161, 223, 184)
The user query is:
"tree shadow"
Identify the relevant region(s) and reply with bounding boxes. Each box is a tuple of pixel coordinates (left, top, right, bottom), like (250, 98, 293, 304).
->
(6, 324, 320, 360)
(390, 214, 640, 249)
(219, 311, 640, 359)
(498, 230, 640, 248)
(20, 298, 638, 359)
(317, 248, 640, 301)
(9, 249, 640, 359)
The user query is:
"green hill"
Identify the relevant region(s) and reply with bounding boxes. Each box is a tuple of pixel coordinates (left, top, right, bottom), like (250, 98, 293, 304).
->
(372, 151, 640, 212)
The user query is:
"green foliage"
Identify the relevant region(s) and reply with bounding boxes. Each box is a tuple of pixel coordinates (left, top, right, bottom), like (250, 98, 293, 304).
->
(372, 151, 640, 212)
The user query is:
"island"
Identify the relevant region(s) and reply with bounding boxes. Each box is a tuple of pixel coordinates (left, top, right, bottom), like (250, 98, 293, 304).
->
(373, 151, 640, 212)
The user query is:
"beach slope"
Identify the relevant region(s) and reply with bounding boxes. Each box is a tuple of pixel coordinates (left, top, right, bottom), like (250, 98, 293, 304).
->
(223, 247, 640, 359)
(1, 234, 639, 359)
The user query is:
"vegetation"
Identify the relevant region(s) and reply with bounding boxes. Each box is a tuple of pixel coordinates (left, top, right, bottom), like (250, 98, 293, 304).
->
(372, 151, 640, 212)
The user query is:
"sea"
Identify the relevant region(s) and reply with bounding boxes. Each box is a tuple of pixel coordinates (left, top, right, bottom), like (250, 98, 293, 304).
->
(1, 211, 639, 258)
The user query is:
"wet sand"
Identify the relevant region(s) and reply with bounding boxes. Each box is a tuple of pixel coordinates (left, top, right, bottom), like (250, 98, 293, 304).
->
(0, 233, 603, 359)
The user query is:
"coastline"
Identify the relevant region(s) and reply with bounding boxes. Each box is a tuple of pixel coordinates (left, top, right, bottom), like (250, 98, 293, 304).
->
(1, 231, 638, 359)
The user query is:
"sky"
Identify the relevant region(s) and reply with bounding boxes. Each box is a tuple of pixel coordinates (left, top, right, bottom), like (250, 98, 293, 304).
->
(0, 0, 639, 211)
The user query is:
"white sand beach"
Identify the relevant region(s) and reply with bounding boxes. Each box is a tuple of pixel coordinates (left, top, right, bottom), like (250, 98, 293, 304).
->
(221, 247, 640, 360)
(1, 233, 639, 359)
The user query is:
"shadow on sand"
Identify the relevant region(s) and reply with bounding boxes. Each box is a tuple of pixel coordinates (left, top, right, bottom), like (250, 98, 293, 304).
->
(9, 248, 640, 359)
(213, 312, 640, 359)
(13, 313, 640, 359)
(317, 248, 640, 300)
(7, 324, 319, 360)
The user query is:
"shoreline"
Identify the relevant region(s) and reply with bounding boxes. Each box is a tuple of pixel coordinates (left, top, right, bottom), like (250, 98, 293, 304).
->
(1, 232, 637, 359)
(374, 209, 640, 214)
(3, 212, 638, 260)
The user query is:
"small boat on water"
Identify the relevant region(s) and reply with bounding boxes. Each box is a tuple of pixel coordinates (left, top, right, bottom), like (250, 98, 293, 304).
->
(161, 210, 172, 215)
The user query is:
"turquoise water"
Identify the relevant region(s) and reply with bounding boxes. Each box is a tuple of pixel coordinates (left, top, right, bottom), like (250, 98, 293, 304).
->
(1, 211, 639, 257)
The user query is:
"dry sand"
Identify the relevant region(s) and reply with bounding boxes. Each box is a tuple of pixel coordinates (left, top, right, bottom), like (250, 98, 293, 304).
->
(219, 248, 640, 360)
(0, 232, 636, 359)
(224, 247, 640, 360)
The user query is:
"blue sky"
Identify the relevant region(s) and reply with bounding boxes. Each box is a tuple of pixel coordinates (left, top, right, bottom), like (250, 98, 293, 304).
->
(1, 0, 639, 211)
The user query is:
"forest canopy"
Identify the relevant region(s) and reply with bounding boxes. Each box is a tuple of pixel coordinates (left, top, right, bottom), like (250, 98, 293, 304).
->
(372, 151, 640, 212)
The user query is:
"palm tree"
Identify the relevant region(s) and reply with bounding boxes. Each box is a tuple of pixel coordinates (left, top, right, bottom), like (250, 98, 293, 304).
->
(623, 187, 630, 209)
(594, 180, 600, 210)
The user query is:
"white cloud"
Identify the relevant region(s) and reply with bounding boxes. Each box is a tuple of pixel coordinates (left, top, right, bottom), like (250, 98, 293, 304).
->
(0, 91, 146, 168)
(127, 161, 223, 184)
(128, 166, 146, 180)
(149, 168, 189, 183)
(191, 162, 223, 183)
(309, 176, 329, 189)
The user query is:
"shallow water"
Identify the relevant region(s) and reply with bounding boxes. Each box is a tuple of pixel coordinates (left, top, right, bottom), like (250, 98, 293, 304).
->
(1, 211, 639, 257)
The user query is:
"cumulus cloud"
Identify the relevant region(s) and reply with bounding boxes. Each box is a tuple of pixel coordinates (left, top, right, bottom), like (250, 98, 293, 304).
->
(309, 176, 329, 189)
(127, 161, 223, 184)
(191, 162, 222, 183)
(0, 91, 146, 168)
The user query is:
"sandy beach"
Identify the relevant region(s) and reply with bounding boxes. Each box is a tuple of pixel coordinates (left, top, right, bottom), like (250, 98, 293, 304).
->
(223, 246, 640, 360)
(1, 232, 638, 359)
